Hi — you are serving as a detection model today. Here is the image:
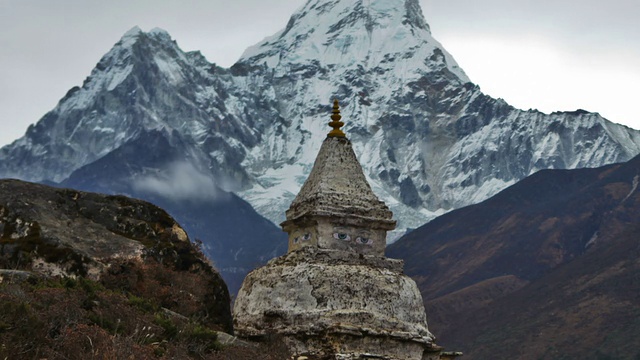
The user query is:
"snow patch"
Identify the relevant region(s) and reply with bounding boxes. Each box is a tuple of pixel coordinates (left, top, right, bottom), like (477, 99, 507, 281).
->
(585, 232, 598, 249)
(623, 175, 639, 203)
(107, 64, 133, 91)
(154, 55, 185, 85)
(118, 26, 143, 48)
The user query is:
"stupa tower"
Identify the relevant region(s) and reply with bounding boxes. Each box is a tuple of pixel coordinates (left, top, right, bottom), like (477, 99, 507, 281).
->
(281, 99, 396, 257)
(233, 100, 446, 360)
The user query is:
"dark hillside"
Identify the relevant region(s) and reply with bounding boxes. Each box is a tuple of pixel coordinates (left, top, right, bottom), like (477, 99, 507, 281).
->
(388, 155, 640, 358)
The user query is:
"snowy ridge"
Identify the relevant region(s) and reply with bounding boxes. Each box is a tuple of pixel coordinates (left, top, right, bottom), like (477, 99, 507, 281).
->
(230, 0, 640, 232)
(233, 0, 476, 230)
(242, 0, 468, 83)
(1, 0, 640, 239)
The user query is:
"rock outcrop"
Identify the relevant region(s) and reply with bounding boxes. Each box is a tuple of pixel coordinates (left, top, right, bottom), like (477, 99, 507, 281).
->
(0, 178, 233, 332)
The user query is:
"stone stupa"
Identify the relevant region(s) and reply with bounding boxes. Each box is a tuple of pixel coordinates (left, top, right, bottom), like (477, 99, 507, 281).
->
(233, 100, 448, 360)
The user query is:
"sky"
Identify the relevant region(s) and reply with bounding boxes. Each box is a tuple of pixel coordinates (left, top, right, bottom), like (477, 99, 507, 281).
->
(0, 0, 639, 148)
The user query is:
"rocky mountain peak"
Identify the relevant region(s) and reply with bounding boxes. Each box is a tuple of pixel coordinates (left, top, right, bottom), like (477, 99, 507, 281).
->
(240, 0, 466, 82)
(403, 0, 431, 31)
(0, 26, 242, 183)
(114, 26, 173, 50)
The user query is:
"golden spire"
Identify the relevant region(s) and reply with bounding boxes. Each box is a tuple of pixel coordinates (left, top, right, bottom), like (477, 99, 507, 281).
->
(327, 99, 346, 138)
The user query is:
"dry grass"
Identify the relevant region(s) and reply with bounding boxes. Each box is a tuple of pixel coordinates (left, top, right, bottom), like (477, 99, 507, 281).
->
(0, 241, 290, 359)
(0, 273, 291, 359)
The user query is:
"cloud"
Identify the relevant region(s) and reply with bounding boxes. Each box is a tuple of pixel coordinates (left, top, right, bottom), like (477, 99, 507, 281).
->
(132, 161, 228, 203)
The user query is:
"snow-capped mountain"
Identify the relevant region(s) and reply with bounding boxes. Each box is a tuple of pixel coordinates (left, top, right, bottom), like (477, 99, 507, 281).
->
(0, 26, 263, 189)
(2, 0, 640, 240)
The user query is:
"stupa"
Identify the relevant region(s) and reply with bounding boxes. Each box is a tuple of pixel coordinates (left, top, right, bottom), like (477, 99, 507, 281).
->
(233, 100, 445, 359)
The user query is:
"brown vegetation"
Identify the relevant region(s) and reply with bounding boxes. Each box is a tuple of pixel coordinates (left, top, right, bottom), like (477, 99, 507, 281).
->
(388, 156, 640, 359)
(0, 262, 290, 359)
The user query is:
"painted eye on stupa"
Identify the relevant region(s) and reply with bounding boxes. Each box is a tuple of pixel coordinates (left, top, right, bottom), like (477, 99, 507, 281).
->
(355, 236, 373, 246)
(293, 233, 312, 243)
(333, 232, 351, 241)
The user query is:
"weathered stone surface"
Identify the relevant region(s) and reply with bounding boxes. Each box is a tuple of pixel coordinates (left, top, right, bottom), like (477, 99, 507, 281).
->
(282, 135, 396, 257)
(0, 180, 163, 276)
(0, 269, 37, 284)
(286, 219, 388, 256)
(283, 136, 396, 230)
(234, 247, 434, 359)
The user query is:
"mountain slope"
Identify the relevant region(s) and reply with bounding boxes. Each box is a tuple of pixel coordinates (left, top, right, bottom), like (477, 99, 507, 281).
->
(0, 27, 263, 188)
(1, 0, 639, 237)
(0, 178, 233, 334)
(0, 179, 296, 359)
(387, 155, 640, 358)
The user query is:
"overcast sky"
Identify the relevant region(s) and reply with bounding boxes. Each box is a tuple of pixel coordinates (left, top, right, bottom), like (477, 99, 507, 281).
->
(1, 0, 639, 148)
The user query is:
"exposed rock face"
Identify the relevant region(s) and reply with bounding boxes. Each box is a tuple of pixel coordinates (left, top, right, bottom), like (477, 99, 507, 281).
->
(0, 178, 233, 332)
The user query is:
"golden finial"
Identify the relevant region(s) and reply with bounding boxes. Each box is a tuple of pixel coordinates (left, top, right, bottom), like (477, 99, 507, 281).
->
(327, 99, 346, 138)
